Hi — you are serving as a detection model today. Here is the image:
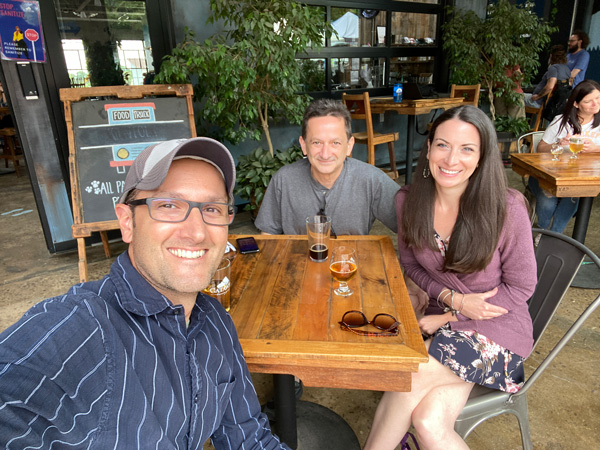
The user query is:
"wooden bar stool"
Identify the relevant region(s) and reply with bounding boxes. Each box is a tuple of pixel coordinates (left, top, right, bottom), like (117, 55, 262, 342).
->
(0, 128, 23, 177)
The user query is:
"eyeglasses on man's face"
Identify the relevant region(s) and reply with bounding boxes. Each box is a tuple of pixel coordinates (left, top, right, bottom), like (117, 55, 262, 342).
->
(127, 197, 235, 225)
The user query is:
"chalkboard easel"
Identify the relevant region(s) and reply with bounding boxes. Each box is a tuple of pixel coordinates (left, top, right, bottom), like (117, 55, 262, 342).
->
(60, 84, 196, 282)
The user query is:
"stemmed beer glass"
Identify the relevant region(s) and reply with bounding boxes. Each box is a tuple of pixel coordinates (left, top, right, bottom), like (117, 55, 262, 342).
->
(550, 139, 564, 161)
(330, 246, 358, 296)
(569, 137, 584, 160)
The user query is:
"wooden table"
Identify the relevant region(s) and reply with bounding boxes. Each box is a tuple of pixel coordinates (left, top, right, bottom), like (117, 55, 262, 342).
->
(228, 234, 428, 447)
(370, 97, 466, 184)
(511, 152, 600, 243)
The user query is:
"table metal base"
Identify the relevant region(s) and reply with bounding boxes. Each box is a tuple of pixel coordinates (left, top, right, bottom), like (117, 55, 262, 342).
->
(272, 400, 360, 450)
(271, 373, 360, 449)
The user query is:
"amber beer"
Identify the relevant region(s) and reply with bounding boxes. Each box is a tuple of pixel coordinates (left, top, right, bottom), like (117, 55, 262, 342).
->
(309, 243, 328, 262)
(569, 138, 584, 154)
(329, 261, 358, 282)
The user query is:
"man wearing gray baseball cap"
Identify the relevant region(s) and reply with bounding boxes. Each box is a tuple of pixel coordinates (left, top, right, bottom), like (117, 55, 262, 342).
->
(0, 137, 290, 450)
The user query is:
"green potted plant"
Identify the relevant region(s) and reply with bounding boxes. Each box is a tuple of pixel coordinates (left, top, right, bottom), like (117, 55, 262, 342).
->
(442, 0, 556, 120)
(494, 116, 530, 160)
(156, 0, 333, 156)
(235, 145, 304, 215)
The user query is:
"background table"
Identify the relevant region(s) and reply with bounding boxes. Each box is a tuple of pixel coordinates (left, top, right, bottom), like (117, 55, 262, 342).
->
(511, 153, 600, 244)
(228, 235, 428, 448)
(511, 152, 600, 289)
(370, 97, 465, 184)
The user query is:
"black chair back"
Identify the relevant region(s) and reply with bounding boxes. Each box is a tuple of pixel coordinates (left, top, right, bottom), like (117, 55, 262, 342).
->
(528, 228, 586, 348)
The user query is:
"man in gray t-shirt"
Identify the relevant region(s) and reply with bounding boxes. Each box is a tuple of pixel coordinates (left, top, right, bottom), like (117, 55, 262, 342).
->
(255, 99, 399, 235)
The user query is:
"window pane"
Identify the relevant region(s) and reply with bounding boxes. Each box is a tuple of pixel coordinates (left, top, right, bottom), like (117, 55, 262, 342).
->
(331, 9, 388, 47)
(332, 57, 386, 90)
(298, 59, 326, 92)
(54, 0, 153, 87)
(390, 56, 435, 84)
(391, 12, 437, 46)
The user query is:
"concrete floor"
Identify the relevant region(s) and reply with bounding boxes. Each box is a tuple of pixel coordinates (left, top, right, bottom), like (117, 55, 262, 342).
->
(1, 164, 599, 449)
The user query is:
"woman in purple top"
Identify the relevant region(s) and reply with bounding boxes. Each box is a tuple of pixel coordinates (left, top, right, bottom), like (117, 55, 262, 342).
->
(364, 105, 537, 449)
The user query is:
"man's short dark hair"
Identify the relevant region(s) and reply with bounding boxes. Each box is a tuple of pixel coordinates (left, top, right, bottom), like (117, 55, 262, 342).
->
(572, 30, 590, 49)
(301, 98, 353, 140)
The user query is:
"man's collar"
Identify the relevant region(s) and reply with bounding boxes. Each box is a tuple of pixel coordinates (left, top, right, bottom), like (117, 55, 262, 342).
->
(110, 252, 181, 316)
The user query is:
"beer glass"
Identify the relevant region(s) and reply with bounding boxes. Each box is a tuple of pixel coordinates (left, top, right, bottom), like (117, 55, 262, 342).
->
(306, 215, 331, 262)
(202, 258, 231, 311)
(550, 139, 563, 161)
(330, 246, 358, 297)
(569, 137, 584, 160)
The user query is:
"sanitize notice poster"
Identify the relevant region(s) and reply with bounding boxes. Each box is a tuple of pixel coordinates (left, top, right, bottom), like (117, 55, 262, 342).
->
(0, 0, 45, 62)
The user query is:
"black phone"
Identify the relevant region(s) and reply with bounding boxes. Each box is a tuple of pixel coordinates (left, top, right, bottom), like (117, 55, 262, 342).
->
(237, 237, 260, 254)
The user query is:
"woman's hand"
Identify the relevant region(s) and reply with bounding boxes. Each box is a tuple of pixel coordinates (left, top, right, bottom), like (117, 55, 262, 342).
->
(418, 313, 452, 335)
(581, 138, 600, 153)
(459, 287, 508, 320)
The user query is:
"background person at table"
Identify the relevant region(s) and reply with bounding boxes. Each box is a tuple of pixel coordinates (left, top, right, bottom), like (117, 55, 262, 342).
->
(494, 64, 525, 119)
(528, 80, 600, 234)
(523, 44, 571, 108)
(364, 105, 536, 450)
(255, 98, 399, 235)
(0, 138, 289, 450)
(567, 30, 590, 88)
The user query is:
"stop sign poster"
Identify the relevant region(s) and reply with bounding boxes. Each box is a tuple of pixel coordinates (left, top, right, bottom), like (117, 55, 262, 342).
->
(0, 0, 45, 62)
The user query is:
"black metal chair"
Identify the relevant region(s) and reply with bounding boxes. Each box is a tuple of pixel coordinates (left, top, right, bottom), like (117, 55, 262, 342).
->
(454, 228, 600, 449)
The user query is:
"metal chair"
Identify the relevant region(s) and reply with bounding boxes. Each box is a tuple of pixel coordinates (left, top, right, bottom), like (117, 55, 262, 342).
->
(342, 92, 399, 179)
(455, 229, 600, 449)
(450, 84, 481, 107)
(517, 131, 544, 154)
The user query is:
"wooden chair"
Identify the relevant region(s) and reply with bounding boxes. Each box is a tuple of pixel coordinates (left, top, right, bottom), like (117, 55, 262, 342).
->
(450, 84, 481, 107)
(0, 128, 23, 177)
(341, 92, 399, 179)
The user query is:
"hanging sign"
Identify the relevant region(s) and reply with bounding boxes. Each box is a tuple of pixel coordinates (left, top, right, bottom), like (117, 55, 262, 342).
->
(0, 0, 46, 62)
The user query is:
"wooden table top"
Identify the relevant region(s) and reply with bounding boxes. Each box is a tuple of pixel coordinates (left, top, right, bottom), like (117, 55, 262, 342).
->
(370, 96, 465, 115)
(228, 234, 428, 392)
(511, 152, 600, 197)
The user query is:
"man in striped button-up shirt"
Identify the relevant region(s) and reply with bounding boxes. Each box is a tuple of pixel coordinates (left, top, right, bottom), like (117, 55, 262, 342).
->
(0, 138, 290, 450)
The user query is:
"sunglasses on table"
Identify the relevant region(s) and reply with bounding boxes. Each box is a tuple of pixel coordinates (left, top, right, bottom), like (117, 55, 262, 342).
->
(339, 310, 400, 337)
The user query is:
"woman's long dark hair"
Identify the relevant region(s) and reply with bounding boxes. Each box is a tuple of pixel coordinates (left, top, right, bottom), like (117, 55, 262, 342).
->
(557, 79, 600, 135)
(401, 105, 507, 273)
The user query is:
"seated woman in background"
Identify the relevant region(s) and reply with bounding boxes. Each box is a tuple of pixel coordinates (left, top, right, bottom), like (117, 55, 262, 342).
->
(364, 105, 537, 450)
(529, 79, 600, 233)
(523, 44, 571, 108)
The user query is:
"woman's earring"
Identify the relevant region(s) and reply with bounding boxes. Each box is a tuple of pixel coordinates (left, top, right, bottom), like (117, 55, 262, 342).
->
(423, 161, 431, 178)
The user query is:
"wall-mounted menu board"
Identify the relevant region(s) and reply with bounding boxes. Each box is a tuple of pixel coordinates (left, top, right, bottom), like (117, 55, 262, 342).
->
(60, 84, 196, 281)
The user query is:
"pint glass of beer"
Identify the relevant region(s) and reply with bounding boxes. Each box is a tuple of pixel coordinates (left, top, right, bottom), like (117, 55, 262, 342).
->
(202, 258, 231, 311)
(306, 215, 332, 262)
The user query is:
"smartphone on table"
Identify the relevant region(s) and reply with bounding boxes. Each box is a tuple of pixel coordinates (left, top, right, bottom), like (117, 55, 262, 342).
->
(236, 237, 260, 254)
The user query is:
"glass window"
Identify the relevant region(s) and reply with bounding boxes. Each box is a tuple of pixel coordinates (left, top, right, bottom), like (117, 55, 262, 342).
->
(330, 9, 388, 47)
(117, 40, 149, 86)
(390, 56, 435, 84)
(298, 59, 326, 92)
(390, 12, 437, 47)
(62, 39, 89, 87)
(331, 57, 386, 90)
(54, 0, 153, 87)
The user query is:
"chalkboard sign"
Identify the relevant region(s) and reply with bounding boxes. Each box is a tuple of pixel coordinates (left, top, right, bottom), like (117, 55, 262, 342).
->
(60, 85, 196, 281)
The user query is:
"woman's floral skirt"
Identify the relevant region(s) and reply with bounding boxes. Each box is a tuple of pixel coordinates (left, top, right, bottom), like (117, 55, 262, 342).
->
(429, 324, 525, 393)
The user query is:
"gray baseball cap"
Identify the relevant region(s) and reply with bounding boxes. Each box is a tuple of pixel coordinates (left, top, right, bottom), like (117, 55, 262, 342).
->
(118, 137, 236, 204)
